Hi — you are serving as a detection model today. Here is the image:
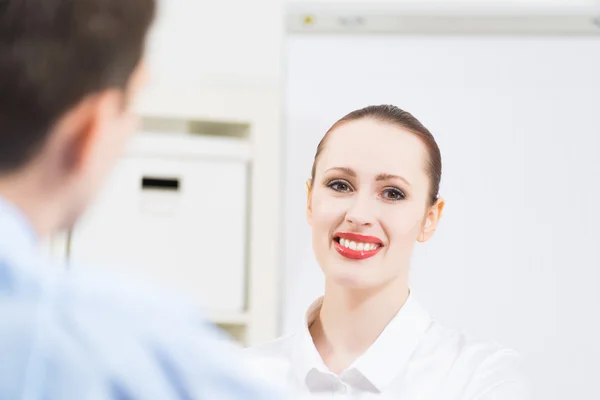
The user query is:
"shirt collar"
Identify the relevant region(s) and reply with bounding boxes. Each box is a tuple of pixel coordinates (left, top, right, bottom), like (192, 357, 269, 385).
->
(352, 293, 432, 391)
(291, 297, 330, 389)
(0, 196, 38, 255)
(292, 291, 432, 393)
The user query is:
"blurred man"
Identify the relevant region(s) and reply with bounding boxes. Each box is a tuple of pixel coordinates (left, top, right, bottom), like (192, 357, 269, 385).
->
(0, 1, 280, 398)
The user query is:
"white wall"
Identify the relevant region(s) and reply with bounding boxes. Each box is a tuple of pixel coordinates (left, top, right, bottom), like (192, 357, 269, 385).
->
(138, 0, 283, 117)
(282, 34, 600, 399)
(147, 0, 282, 86)
(140, 0, 600, 107)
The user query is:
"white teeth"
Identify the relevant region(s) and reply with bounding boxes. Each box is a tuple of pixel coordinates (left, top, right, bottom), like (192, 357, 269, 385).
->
(338, 239, 379, 252)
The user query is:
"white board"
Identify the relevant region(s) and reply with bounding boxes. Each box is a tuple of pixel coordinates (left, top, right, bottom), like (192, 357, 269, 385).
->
(282, 34, 600, 400)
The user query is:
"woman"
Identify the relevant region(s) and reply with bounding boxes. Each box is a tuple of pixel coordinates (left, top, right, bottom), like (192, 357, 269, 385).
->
(249, 105, 530, 399)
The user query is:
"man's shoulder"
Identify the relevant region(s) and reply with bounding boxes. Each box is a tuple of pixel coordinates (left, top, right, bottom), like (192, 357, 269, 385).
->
(0, 257, 199, 399)
(1, 258, 282, 398)
(61, 265, 199, 321)
(53, 264, 233, 360)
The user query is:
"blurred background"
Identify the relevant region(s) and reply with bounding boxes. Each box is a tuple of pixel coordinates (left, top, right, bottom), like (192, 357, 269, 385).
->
(43, 1, 600, 399)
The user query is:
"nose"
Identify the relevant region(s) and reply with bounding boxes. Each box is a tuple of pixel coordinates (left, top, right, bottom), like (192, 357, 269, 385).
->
(345, 193, 375, 227)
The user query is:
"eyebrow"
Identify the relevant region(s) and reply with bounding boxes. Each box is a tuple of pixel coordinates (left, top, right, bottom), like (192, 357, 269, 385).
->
(324, 167, 411, 187)
(375, 173, 411, 187)
(325, 167, 356, 177)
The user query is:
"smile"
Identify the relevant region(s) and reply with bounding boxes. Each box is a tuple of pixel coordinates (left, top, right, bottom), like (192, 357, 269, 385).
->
(333, 232, 383, 260)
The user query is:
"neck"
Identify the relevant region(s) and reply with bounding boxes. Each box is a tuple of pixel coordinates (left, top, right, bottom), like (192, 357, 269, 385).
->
(311, 277, 410, 373)
(0, 168, 65, 240)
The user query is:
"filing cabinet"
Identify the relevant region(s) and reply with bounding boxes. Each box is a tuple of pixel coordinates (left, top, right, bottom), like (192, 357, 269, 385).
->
(69, 132, 249, 313)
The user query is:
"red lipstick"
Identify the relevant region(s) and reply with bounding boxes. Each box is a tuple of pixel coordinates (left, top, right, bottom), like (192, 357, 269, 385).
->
(333, 232, 383, 260)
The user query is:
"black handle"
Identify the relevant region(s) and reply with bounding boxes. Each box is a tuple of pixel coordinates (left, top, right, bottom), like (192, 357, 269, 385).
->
(141, 177, 180, 191)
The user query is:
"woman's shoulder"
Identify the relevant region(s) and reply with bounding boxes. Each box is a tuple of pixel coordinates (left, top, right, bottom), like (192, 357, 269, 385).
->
(417, 320, 531, 397)
(425, 320, 523, 365)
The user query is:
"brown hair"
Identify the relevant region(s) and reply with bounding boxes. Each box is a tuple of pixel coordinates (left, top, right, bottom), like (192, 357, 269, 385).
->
(310, 105, 442, 206)
(0, 0, 156, 172)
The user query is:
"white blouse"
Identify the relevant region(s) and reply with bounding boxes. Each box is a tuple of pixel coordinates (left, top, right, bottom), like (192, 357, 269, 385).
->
(247, 294, 531, 399)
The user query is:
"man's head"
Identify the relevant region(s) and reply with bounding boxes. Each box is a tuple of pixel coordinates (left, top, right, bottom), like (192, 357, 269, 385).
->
(0, 0, 155, 235)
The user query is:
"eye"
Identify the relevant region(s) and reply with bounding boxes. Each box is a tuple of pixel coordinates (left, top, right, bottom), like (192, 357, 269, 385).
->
(382, 187, 406, 201)
(327, 179, 353, 193)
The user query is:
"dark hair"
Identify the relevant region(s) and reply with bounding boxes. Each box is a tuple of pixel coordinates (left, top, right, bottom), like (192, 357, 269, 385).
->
(310, 105, 442, 206)
(0, 0, 156, 172)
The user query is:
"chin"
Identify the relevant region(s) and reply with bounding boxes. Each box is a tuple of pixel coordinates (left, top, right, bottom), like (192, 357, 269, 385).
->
(324, 263, 383, 289)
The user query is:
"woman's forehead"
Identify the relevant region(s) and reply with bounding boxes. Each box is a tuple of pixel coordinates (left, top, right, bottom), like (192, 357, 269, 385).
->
(317, 119, 429, 180)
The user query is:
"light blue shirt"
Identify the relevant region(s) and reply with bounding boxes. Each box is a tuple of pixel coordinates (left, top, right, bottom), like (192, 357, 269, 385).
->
(0, 196, 281, 399)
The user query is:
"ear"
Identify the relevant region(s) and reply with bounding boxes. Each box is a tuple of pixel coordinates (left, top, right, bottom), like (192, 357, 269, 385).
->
(57, 90, 121, 174)
(306, 179, 313, 226)
(418, 197, 445, 243)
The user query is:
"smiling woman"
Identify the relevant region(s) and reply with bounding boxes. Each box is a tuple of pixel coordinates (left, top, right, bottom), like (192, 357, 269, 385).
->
(306, 106, 443, 291)
(247, 105, 531, 399)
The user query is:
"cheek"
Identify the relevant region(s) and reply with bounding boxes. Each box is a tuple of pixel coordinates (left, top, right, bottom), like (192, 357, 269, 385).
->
(310, 192, 346, 236)
(384, 203, 425, 239)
